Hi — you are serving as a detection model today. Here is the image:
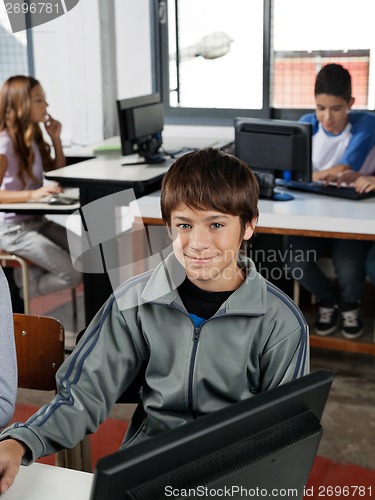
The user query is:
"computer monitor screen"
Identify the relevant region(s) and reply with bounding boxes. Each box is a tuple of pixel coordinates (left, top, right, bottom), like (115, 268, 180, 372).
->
(235, 117, 312, 183)
(90, 370, 333, 500)
(116, 93, 165, 164)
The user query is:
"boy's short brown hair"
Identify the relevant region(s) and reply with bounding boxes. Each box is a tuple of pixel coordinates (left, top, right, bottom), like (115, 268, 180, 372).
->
(314, 63, 352, 102)
(161, 147, 259, 234)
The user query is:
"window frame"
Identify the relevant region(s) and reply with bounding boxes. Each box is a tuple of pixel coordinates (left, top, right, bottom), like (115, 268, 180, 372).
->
(0, 7, 35, 80)
(158, 0, 374, 126)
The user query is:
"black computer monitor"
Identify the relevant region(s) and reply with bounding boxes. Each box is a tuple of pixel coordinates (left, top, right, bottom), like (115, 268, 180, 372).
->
(235, 117, 312, 201)
(116, 93, 165, 165)
(90, 370, 334, 500)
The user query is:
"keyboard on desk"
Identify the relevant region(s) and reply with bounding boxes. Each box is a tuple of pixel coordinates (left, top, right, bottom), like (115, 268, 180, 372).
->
(285, 180, 375, 200)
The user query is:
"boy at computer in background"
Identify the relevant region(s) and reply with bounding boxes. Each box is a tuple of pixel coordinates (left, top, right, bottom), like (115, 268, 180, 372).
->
(0, 148, 309, 494)
(322, 148, 375, 292)
(300, 63, 375, 181)
(287, 64, 375, 339)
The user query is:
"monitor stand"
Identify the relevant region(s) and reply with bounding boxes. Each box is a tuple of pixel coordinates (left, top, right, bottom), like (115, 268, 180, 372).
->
(272, 190, 294, 201)
(121, 155, 166, 167)
(257, 172, 294, 201)
(259, 187, 294, 201)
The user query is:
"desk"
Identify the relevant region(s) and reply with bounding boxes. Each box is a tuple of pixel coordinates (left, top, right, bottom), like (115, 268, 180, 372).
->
(130, 189, 375, 240)
(129, 189, 375, 356)
(3, 462, 93, 500)
(45, 130, 233, 322)
(0, 201, 80, 215)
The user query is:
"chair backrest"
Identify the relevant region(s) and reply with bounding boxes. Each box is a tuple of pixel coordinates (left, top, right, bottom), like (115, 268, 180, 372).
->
(13, 313, 65, 391)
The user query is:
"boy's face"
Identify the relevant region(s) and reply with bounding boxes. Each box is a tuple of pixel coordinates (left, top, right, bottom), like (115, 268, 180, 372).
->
(170, 204, 254, 292)
(315, 93, 354, 135)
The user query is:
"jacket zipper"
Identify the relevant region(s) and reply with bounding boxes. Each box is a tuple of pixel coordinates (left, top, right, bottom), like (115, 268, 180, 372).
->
(188, 326, 201, 418)
(157, 302, 262, 419)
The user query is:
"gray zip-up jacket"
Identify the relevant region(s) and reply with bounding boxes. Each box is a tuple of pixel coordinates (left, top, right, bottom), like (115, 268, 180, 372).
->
(1, 253, 309, 464)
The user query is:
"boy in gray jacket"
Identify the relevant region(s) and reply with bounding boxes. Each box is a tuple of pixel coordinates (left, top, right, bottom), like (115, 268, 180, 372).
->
(0, 148, 309, 494)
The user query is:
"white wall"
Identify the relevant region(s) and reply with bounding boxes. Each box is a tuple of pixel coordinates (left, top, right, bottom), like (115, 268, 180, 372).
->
(32, 0, 103, 147)
(114, 0, 154, 99)
(31, 0, 155, 146)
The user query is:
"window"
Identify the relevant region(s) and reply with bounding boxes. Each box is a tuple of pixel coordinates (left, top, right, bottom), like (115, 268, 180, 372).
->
(0, 5, 31, 84)
(272, 0, 375, 110)
(160, 0, 375, 123)
(167, 0, 264, 110)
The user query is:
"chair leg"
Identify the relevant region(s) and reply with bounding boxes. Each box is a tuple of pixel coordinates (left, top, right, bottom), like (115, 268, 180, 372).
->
(71, 287, 77, 318)
(2, 267, 25, 313)
(55, 436, 92, 472)
(293, 280, 300, 307)
(1, 254, 30, 313)
(18, 259, 30, 314)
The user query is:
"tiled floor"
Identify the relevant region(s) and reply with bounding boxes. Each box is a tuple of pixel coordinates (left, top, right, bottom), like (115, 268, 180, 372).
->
(16, 285, 375, 470)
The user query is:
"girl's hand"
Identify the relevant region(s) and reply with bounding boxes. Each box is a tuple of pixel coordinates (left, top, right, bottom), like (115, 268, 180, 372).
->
(44, 114, 62, 141)
(29, 184, 63, 201)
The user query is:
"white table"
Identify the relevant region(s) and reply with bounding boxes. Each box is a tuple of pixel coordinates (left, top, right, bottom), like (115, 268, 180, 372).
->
(130, 189, 375, 240)
(0, 201, 80, 215)
(3, 463, 93, 500)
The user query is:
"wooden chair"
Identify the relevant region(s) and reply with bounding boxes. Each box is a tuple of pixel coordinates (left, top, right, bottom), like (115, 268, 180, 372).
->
(2, 251, 77, 316)
(13, 313, 83, 469)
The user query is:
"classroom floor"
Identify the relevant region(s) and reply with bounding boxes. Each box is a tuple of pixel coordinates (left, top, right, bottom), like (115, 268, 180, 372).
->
(15, 284, 375, 471)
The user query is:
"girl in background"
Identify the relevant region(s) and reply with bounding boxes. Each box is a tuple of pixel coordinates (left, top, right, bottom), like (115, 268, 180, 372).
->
(0, 75, 81, 300)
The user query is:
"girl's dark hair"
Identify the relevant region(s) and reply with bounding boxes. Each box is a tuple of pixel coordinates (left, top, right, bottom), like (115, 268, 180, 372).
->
(0, 75, 53, 185)
(161, 148, 259, 234)
(314, 63, 352, 102)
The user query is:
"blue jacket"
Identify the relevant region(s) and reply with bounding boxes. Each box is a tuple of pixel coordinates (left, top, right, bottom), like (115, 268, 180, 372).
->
(300, 111, 375, 171)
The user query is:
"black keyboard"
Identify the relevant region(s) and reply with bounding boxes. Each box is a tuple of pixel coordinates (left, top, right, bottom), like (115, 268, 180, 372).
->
(285, 180, 375, 200)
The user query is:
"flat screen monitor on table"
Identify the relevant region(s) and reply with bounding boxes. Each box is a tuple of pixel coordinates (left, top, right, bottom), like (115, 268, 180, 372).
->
(90, 369, 334, 500)
(235, 117, 312, 200)
(116, 93, 165, 165)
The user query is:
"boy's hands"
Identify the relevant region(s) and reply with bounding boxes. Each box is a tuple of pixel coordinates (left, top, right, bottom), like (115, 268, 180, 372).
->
(317, 170, 360, 187)
(312, 164, 350, 181)
(0, 440, 26, 494)
(354, 175, 375, 193)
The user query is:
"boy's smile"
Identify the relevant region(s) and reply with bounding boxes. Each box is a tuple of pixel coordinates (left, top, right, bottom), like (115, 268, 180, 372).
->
(170, 204, 254, 292)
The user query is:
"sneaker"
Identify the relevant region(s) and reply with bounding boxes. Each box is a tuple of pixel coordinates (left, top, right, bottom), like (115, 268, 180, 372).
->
(315, 305, 339, 336)
(341, 308, 364, 339)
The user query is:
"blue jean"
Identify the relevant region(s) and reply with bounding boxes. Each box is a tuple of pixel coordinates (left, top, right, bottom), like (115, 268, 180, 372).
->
(366, 242, 375, 285)
(286, 236, 372, 306)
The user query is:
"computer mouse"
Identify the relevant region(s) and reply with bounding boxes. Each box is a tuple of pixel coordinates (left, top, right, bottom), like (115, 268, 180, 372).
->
(48, 196, 74, 205)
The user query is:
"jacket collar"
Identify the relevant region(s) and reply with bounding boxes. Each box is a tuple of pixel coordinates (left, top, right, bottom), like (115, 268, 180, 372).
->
(141, 252, 267, 316)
